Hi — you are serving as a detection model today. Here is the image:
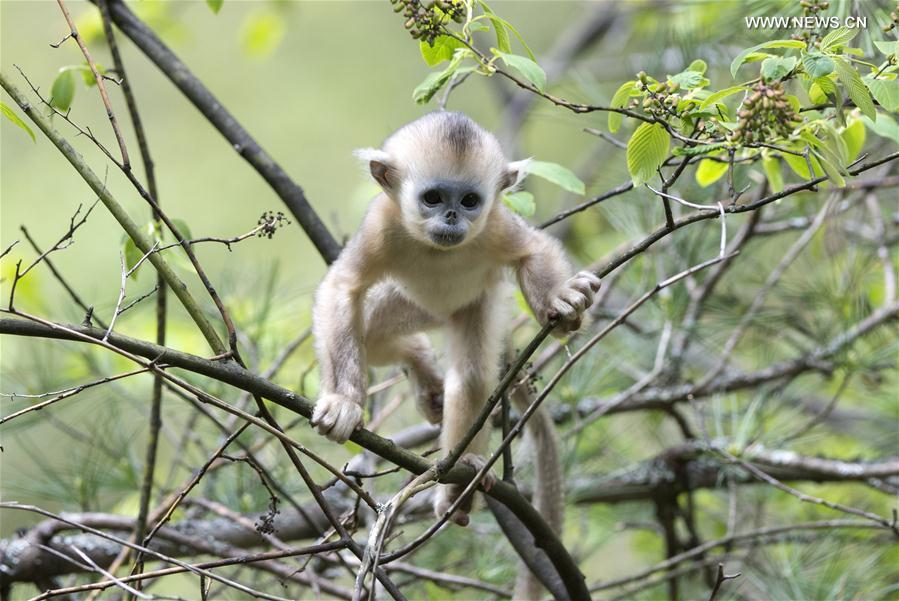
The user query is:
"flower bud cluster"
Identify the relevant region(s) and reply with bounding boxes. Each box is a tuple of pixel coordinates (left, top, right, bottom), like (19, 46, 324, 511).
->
(389, 0, 466, 44)
(629, 71, 691, 120)
(728, 82, 801, 144)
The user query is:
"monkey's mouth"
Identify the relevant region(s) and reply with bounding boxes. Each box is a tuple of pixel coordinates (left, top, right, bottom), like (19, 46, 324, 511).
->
(429, 225, 466, 247)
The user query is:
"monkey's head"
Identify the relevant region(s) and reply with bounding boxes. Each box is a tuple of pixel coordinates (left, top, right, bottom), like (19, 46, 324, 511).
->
(357, 112, 527, 249)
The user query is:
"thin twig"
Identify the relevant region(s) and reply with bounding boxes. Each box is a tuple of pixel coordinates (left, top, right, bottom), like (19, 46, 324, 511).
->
(53, 0, 130, 168)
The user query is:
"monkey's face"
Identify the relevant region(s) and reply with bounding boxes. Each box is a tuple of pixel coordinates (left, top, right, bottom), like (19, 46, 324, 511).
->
(411, 179, 488, 248)
(357, 112, 518, 249)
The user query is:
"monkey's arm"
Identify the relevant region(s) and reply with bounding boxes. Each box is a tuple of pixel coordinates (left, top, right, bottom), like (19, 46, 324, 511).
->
(310, 203, 389, 442)
(513, 222, 600, 334)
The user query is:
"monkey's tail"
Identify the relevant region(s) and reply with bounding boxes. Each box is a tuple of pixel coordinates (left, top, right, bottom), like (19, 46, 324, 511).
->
(510, 383, 564, 601)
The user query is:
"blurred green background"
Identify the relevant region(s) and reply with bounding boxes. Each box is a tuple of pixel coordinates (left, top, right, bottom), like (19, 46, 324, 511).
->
(2, 1, 897, 599)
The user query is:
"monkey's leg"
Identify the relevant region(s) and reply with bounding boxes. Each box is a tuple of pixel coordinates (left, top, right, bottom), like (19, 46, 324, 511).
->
(363, 283, 444, 423)
(434, 289, 506, 526)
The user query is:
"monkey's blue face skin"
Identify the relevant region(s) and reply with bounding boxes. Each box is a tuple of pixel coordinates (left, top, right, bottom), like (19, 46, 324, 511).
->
(418, 180, 484, 247)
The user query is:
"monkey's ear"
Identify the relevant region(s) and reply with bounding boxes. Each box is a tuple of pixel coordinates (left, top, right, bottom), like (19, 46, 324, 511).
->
(501, 159, 531, 191)
(355, 148, 397, 192)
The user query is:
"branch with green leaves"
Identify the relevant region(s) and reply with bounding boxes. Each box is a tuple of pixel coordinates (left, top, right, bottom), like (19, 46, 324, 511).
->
(398, 2, 898, 206)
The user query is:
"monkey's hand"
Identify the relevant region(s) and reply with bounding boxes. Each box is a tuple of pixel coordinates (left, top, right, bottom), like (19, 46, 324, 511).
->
(310, 394, 364, 443)
(545, 271, 601, 335)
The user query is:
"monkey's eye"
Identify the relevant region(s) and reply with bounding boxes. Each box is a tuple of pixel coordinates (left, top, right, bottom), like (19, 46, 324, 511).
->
(460, 193, 481, 209)
(421, 189, 442, 207)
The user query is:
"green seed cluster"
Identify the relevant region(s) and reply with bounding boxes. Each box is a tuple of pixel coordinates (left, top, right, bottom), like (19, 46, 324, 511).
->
(728, 82, 801, 145)
(389, 0, 466, 45)
(799, 0, 830, 13)
(791, 0, 830, 42)
(630, 71, 691, 120)
(884, 3, 899, 33)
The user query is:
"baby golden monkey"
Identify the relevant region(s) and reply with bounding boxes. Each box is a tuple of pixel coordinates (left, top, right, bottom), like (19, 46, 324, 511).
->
(311, 112, 600, 527)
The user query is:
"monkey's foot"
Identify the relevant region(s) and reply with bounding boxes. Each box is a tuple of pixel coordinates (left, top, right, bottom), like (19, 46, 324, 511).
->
(406, 367, 444, 424)
(547, 270, 601, 335)
(433, 453, 496, 527)
(459, 453, 497, 492)
(416, 389, 444, 424)
(310, 394, 364, 443)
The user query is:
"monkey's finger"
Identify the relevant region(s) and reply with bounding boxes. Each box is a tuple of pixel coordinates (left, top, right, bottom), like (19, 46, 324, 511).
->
(569, 275, 597, 299)
(560, 288, 588, 312)
(576, 271, 602, 291)
(557, 315, 582, 333)
(550, 298, 578, 321)
(331, 406, 362, 443)
(315, 409, 338, 432)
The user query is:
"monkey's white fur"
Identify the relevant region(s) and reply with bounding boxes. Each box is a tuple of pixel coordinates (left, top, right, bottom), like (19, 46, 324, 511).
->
(310, 113, 599, 574)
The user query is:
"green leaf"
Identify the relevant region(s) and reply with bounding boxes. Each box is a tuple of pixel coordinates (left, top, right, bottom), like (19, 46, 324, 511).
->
(477, 1, 535, 60)
(80, 64, 97, 87)
(608, 80, 635, 133)
(502, 191, 535, 217)
(694, 158, 728, 187)
(833, 57, 876, 120)
(1, 101, 35, 142)
(818, 123, 849, 171)
(686, 59, 707, 75)
(802, 52, 834, 79)
(478, 1, 512, 54)
(731, 39, 805, 78)
(206, 0, 223, 14)
(865, 78, 899, 112)
(760, 56, 797, 82)
(239, 10, 286, 59)
(50, 69, 76, 112)
(873, 40, 899, 59)
(122, 236, 143, 278)
(840, 117, 865, 162)
(820, 26, 857, 51)
(809, 76, 837, 104)
(626, 122, 670, 186)
(419, 35, 464, 67)
(668, 69, 705, 89)
(699, 85, 747, 110)
(170, 218, 194, 241)
(762, 155, 783, 193)
(811, 148, 845, 187)
(524, 160, 585, 195)
(861, 113, 899, 145)
(412, 54, 472, 105)
(413, 73, 446, 105)
(495, 51, 546, 92)
(783, 152, 822, 179)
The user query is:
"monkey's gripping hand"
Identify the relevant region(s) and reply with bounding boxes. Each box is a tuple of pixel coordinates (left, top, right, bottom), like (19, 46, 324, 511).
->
(546, 271, 601, 335)
(311, 394, 364, 443)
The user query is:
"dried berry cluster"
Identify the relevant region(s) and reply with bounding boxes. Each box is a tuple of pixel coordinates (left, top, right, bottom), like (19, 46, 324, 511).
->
(257, 211, 290, 239)
(390, 0, 466, 45)
(629, 71, 690, 120)
(728, 82, 801, 145)
(255, 494, 280, 535)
